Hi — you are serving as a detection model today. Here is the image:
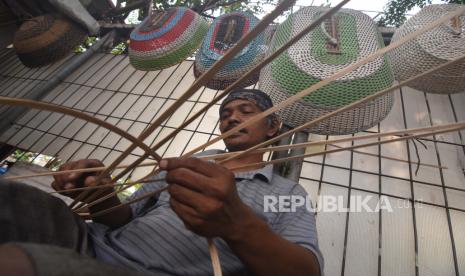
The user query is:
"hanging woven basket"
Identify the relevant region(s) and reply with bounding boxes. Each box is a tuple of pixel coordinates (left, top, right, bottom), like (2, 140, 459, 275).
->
(194, 11, 266, 90)
(13, 14, 87, 68)
(259, 7, 394, 135)
(129, 7, 209, 71)
(389, 4, 465, 94)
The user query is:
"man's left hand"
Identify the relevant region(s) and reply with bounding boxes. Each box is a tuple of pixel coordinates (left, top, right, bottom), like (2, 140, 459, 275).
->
(160, 157, 256, 240)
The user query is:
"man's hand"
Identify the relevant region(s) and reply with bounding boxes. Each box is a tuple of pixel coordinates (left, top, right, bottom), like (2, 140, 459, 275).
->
(160, 157, 257, 240)
(161, 157, 321, 276)
(51, 159, 131, 228)
(51, 159, 113, 202)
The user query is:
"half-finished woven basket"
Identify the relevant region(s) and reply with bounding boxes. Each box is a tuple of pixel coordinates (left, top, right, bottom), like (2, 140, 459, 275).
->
(129, 7, 209, 71)
(389, 4, 465, 94)
(259, 6, 394, 135)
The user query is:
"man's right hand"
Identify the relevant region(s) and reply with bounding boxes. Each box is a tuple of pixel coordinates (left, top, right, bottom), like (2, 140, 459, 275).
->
(51, 159, 112, 202)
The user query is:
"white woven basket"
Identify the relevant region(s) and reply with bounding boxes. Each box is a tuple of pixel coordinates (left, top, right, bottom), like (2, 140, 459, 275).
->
(390, 4, 465, 94)
(259, 7, 394, 135)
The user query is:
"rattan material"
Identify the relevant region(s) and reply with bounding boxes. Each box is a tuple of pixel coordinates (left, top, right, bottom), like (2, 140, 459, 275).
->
(259, 6, 394, 135)
(194, 11, 266, 90)
(13, 14, 87, 68)
(389, 4, 465, 94)
(129, 7, 209, 71)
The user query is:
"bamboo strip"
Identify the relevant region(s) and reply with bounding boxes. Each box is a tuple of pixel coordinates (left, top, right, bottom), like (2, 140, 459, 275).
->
(327, 144, 446, 170)
(3, 161, 159, 181)
(50, 178, 156, 194)
(230, 124, 465, 171)
(7, 123, 451, 182)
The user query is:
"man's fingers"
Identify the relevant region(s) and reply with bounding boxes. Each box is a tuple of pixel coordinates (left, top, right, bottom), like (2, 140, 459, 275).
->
(168, 184, 208, 213)
(170, 197, 204, 228)
(53, 161, 75, 189)
(165, 168, 209, 192)
(159, 157, 220, 177)
(63, 159, 105, 183)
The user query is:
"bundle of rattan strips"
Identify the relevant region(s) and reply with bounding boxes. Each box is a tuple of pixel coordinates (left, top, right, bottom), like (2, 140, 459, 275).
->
(4, 2, 465, 276)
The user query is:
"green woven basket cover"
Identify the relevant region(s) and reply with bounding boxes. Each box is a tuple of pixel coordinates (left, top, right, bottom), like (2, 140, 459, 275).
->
(390, 4, 465, 94)
(259, 7, 395, 135)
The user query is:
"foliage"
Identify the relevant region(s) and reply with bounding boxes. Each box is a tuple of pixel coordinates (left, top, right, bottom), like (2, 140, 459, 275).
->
(111, 42, 127, 55)
(121, 0, 280, 20)
(378, 0, 465, 27)
(11, 149, 36, 162)
(74, 36, 98, 54)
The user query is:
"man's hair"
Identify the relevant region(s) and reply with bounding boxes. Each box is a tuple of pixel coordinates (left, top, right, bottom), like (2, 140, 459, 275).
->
(219, 88, 280, 139)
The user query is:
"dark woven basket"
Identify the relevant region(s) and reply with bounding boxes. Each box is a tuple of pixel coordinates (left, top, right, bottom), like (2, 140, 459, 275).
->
(13, 14, 87, 68)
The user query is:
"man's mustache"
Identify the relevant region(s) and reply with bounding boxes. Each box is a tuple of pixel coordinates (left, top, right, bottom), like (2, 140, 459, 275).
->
(224, 124, 248, 134)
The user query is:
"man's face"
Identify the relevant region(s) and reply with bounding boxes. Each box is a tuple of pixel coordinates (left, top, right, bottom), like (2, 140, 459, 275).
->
(219, 99, 278, 152)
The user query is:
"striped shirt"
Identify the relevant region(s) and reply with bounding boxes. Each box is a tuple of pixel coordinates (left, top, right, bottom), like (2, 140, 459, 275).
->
(87, 151, 323, 275)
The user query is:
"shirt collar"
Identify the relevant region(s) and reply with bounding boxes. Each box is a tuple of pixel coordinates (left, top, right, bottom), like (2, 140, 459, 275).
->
(197, 149, 274, 184)
(234, 164, 274, 184)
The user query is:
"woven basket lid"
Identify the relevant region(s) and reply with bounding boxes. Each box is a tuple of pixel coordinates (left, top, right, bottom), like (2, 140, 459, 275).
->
(194, 11, 266, 90)
(259, 6, 394, 135)
(129, 7, 209, 71)
(389, 4, 465, 94)
(13, 14, 87, 68)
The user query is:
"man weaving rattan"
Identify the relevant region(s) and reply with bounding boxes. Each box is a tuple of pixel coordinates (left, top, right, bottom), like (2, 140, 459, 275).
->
(0, 89, 323, 276)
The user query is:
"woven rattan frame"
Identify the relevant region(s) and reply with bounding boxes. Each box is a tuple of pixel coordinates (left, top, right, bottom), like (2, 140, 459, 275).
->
(194, 11, 266, 90)
(13, 14, 87, 68)
(389, 4, 465, 94)
(129, 7, 209, 71)
(259, 6, 394, 135)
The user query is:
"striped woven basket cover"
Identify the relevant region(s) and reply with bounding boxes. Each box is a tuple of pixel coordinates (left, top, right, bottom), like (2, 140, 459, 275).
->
(390, 4, 465, 94)
(129, 7, 209, 71)
(259, 6, 394, 135)
(194, 11, 266, 90)
(13, 14, 87, 68)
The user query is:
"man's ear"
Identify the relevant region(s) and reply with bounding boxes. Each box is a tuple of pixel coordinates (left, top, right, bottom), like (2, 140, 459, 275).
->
(266, 118, 281, 138)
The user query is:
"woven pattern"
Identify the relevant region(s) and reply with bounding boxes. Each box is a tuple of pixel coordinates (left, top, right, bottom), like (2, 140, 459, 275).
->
(194, 11, 266, 90)
(259, 7, 394, 135)
(390, 4, 465, 94)
(129, 7, 209, 71)
(13, 14, 87, 68)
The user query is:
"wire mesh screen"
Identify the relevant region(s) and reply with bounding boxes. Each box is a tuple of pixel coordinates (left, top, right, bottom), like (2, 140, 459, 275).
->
(0, 48, 465, 276)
